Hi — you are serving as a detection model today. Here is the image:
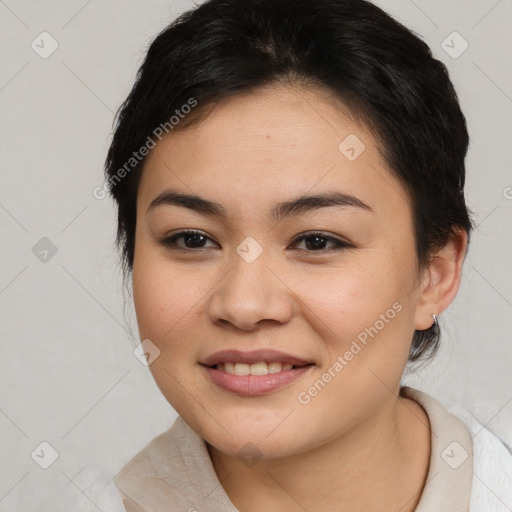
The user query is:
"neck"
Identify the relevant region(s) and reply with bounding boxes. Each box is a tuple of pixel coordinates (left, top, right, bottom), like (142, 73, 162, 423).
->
(207, 393, 431, 512)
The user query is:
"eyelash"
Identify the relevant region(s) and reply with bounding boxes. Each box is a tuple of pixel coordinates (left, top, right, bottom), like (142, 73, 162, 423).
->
(158, 229, 352, 253)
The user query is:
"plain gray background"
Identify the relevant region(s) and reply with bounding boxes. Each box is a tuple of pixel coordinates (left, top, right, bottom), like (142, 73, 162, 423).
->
(1, 0, 511, 509)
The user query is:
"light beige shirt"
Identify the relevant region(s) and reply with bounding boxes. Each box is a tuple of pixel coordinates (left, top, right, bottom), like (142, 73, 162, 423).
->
(113, 386, 473, 511)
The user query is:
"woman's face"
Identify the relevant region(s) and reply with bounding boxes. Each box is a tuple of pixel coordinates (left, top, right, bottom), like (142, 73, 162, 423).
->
(132, 84, 430, 459)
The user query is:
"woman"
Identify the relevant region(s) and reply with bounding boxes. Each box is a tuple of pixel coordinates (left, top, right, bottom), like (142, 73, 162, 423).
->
(94, 0, 512, 510)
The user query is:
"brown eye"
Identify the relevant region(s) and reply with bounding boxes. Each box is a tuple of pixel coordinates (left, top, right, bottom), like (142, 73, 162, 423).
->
(159, 230, 218, 250)
(291, 232, 351, 252)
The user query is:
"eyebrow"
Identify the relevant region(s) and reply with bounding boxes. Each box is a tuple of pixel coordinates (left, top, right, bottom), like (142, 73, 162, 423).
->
(147, 189, 373, 222)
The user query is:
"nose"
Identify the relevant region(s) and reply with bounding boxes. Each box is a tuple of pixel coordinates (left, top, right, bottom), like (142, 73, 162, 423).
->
(207, 249, 294, 332)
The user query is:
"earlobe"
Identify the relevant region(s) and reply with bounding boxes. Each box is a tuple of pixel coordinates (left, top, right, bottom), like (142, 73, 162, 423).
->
(414, 229, 468, 331)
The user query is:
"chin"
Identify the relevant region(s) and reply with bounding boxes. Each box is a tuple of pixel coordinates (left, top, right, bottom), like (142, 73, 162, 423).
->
(207, 431, 307, 462)
(189, 409, 314, 460)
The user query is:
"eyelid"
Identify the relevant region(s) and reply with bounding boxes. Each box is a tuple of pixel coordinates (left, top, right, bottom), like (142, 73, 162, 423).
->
(288, 231, 353, 251)
(159, 229, 219, 249)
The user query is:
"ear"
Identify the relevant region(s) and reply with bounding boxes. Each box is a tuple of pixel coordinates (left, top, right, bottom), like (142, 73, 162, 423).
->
(414, 229, 468, 330)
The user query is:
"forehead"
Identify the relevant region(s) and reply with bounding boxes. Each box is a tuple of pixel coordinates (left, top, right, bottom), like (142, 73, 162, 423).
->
(138, 84, 412, 222)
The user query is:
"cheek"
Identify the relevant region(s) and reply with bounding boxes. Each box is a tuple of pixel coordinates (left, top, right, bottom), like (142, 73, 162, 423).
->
(294, 256, 410, 335)
(292, 253, 417, 385)
(132, 249, 205, 349)
(291, 261, 414, 414)
(131, 250, 211, 411)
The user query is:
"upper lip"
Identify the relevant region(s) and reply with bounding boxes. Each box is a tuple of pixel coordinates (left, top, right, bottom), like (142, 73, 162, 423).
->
(200, 349, 313, 367)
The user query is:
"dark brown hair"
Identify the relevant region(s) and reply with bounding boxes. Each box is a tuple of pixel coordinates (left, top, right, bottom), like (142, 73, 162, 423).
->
(105, 0, 473, 362)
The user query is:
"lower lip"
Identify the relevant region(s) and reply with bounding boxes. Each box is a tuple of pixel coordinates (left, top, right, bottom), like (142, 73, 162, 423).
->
(202, 365, 313, 396)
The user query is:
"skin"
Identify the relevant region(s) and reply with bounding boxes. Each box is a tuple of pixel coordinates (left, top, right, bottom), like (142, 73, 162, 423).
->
(132, 83, 468, 511)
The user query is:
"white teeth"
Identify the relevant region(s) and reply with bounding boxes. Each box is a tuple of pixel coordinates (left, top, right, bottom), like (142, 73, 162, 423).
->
(268, 362, 282, 373)
(216, 361, 297, 375)
(249, 361, 269, 375)
(234, 363, 250, 376)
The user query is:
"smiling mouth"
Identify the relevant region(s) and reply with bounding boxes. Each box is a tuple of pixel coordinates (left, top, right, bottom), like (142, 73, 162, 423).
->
(199, 349, 315, 395)
(202, 361, 314, 396)
(210, 361, 312, 375)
